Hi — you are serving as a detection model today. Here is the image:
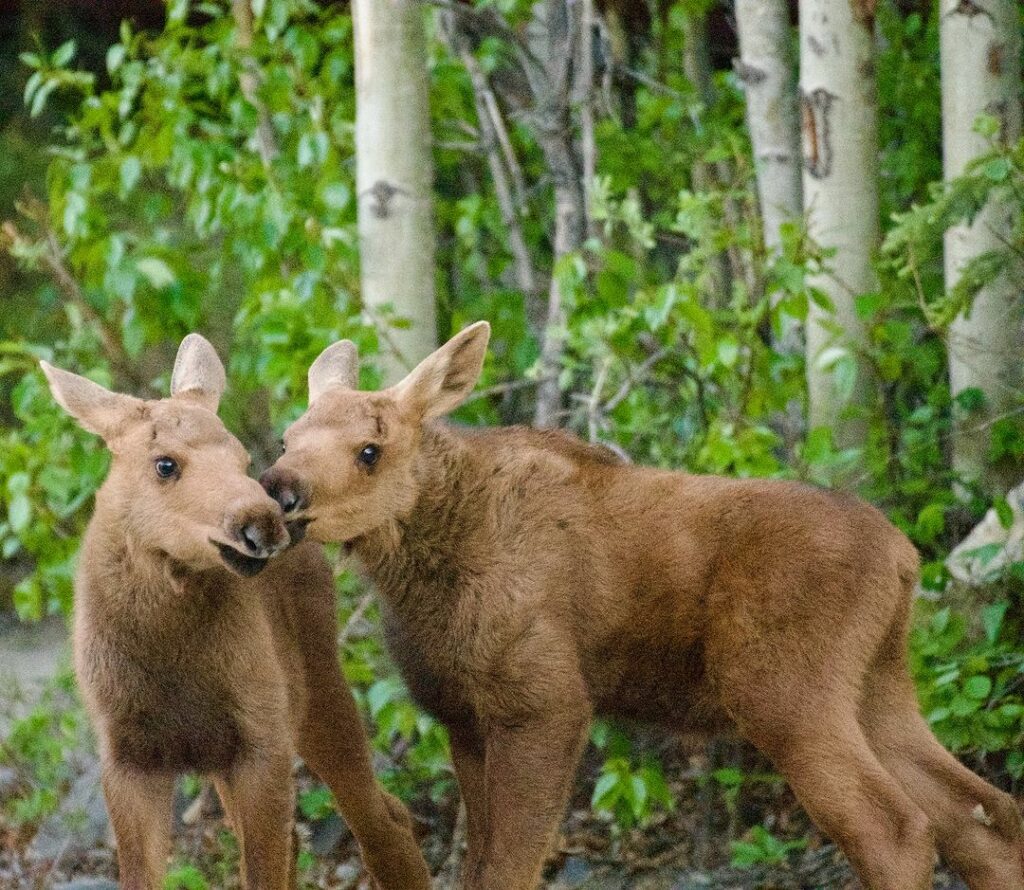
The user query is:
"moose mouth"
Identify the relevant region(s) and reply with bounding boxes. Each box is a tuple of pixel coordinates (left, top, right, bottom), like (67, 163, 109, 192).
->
(284, 516, 312, 547)
(212, 540, 269, 578)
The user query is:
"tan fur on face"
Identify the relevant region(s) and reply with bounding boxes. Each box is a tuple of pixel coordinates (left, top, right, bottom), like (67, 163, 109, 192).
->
(265, 323, 1024, 890)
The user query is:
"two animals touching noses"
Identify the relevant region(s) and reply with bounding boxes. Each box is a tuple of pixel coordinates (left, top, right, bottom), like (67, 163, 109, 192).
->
(42, 323, 1024, 890)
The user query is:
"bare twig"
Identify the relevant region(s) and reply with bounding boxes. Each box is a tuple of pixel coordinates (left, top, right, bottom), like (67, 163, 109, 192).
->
(339, 591, 375, 647)
(232, 0, 279, 168)
(3, 209, 152, 394)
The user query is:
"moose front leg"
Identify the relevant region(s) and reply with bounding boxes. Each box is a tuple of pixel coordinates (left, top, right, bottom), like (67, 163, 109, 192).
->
(102, 762, 175, 890)
(468, 710, 590, 890)
(219, 752, 295, 890)
(449, 725, 488, 888)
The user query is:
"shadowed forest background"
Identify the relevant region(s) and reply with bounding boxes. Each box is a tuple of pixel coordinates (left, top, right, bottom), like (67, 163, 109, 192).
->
(0, 0, 1023, 887)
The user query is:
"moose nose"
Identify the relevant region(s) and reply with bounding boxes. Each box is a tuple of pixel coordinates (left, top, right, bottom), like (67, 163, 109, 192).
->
(240, 523, 266, 555)
(260, 468, 309, 515)
(229, 506, 288, 559)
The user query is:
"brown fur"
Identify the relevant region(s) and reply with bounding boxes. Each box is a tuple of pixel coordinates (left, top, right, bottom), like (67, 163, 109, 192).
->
(264, 322, 1024, 890)
(43, 338, 431, 890)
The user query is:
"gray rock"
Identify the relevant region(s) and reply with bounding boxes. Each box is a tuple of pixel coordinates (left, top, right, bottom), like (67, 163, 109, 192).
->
(0, 765, 18, 798)
(334, 859, 361, 889)
(554, 856, 593, 888)
(948, 480, 1024, 583)
(51, 880, 118, 890)
(309, 812, 352, 856)
(28, 760, 109, 861)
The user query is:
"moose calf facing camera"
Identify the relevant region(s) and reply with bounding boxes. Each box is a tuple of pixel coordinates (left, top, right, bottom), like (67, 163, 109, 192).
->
(263, 322, 1024, 890)
(42, 335, 431, 890)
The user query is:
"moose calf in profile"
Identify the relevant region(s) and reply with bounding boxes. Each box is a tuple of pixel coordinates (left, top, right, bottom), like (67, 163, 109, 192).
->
(42, 335, 431, 890)
(262, 322, 1024, 890)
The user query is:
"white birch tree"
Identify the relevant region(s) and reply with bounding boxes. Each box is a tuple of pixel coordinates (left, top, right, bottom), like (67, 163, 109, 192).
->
(941, 0, 1023, 492)
(799, 0, 879, 448)
(735, 0, 803, 353)
(353, 0, 438, 382)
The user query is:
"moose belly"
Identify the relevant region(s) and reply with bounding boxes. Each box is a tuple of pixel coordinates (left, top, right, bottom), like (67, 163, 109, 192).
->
(588, 639, 731, 735)
(109, 702, 245, 774)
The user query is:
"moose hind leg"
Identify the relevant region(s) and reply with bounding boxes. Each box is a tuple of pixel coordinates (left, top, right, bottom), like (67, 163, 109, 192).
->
(861, 651, 1024, 889)
(740, 703, 936, 890)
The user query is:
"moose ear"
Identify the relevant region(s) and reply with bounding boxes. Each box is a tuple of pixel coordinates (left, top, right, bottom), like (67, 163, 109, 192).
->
(40, 362, 143, 442)
(308, 340, 359, 404)
(171, 333, 226, 412)
(392, 321, 490, 420)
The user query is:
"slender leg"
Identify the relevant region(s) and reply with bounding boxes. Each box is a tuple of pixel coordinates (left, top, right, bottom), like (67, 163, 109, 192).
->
(468, 712, 590, 890)
(291, 584, 431, 890)
(742, 704, 935, 890)
(449, 725, 488, 889)
(102, 762, 175, 890)
(862, 654, 1024, 889)
(219, 753, 294, 890)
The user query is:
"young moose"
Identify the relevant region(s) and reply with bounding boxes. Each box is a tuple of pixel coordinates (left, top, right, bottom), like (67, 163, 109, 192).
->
(42, 336, 431, 890)
(261, 322, 1024, 890)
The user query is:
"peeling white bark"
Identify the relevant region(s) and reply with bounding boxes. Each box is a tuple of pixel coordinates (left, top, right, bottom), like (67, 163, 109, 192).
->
(941, 0, 1023, 492)
(799, 0, 879, 447)
(736, 0, 803, 353)
(353, 0, 438, 382)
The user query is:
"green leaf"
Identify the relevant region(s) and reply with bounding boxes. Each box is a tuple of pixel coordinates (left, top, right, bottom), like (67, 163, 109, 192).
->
(136, 257, 175, 289)
(994, 497, 1014, 530)
(8, 493, 32, 534)
(591, 772, 620, 808)
(51, 40, 76, 68)
(963, 675, 992, 700)
(981, 602, 1008, 644)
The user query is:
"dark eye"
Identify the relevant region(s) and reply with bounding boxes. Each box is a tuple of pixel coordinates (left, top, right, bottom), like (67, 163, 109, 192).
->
(154, 457, 179, 479)
(279, 439, 286, 455)
(357, 444, 380, 468)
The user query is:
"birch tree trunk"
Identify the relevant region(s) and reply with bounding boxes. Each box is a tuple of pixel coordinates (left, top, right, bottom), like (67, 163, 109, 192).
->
(941, 0, 1023, 493)
(353, 0, 437, 382)
(800, 0, 879, 448)
(735, 0, 803, 353)
(533, 0, 586, 428)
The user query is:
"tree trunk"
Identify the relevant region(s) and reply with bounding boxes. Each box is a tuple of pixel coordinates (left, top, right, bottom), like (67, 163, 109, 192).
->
(735, 0, 803, 354)
(941, 0, 1023, 493)
(799, 0, 879, 448)
(353, 0, 438, 382)
(533, 0, 587, 429)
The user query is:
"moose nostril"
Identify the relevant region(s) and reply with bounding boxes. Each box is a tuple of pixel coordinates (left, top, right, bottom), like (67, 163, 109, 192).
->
(279, 488, 298, 514)
(240, 524, 264, 554)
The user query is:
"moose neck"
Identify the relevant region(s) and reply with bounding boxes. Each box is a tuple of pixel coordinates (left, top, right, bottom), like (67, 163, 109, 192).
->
(353, 423, 477, 610)
(86, 486, 236, 622)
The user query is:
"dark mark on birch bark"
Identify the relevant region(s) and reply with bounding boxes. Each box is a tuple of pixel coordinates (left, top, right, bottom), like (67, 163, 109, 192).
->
(849, 0, 877, 29)
(987, 41, 1005, 76)
(363, 180, 408, 219)
(801, 88, 836, 180)
(732, 59, 766, 85)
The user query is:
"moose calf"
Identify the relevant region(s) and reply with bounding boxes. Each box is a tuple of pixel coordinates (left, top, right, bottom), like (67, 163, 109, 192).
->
(261, 322, 1024, 890)
(42, 335, 431, 890)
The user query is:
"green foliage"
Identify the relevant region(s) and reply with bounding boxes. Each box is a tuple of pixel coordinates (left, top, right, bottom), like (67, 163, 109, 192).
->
(590, 723, 674, 829)
(729, 825, 807, 869)
(912, 599, 1024, 767)
(0, 670, 84, 828)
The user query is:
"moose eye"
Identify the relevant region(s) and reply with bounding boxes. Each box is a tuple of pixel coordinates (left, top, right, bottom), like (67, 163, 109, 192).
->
(154, 457, 179, 479)
(357, 444, 381, 468)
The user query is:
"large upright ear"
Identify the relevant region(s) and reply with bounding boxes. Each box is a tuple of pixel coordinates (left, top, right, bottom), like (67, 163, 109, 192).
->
(392, 321, 490, 420)
(308, 339, 359, 404)
(170, 333, 226, 412)
(40, 362, 143, 441)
